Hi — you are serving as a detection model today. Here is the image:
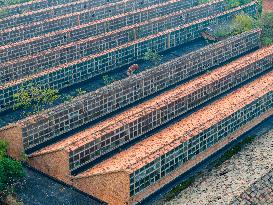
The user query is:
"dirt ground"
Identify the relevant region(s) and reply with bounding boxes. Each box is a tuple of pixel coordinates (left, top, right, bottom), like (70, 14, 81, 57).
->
(264, 0, 273, 12)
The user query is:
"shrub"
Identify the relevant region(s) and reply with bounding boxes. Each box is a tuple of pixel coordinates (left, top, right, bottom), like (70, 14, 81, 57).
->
(214, 13, 256, 39)
(198, 0, 211, 4)
(0, 140, 24, 201)
(76, 88, 87, 96)
(102, 75, 115, 85)
(226, 0, 252, 10)
(0, 9, 7, 18)
(260, 12, 273, 46)
(214, 24, 234, 38)
(232, 13, 256, 34)
(13, 83, 59, 113)
(164, 177, 195, 201)
(262, 37, 273, 46)
(257, 0, 263, 16)
(143, 49, 162, 65)
(62, 94, 74, 102)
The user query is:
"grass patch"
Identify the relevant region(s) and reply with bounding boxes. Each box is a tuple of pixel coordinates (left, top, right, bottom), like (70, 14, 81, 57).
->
(213, 136, 256, 168)
(164, 177, 195, 201)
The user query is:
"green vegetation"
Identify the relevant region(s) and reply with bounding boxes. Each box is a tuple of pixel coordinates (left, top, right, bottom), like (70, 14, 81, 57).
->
(198, 0, 253, 8)
(259, 12, 273, 46)
(13, 83, 59, 113)
(164, 177, 195, 201)
(198, 0, 211, 4)
(143, 48, 162, 65)
(215, 13, 257, 38)
(0, 9, 8, 18)
(232, 13, 256, 34)
(0, 140, 24, 203)
(62, 94, 74, 102)
(226, 0, 252, 9)
(76, 88, 87, 96)
(214, 9, 273, 47)
(213, 136, 256, 167)
(102, 75, 115, 85)
(257, 0, 263, 16)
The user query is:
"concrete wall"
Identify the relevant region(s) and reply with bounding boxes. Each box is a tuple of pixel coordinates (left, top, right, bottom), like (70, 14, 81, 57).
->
(17, 29, 261, 152)
(0, 3, 258, 112)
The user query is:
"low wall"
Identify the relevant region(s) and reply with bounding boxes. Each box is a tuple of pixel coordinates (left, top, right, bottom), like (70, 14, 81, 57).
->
(0, 0, 225, 84)
(16, 29, 261, 152)
(0, 3, 258, 112)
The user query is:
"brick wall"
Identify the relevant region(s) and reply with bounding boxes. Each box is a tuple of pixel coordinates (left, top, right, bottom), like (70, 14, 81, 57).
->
(68, 45, 272, 172)
(0, 0, 131, 30)
(15, 29, 261, 152)
(0, 0, 178, 45)
(0, 3, 258, 112)
(0, 0, 225, 84)
(129, 92, 273, 197)
(0, 0, 198, 62)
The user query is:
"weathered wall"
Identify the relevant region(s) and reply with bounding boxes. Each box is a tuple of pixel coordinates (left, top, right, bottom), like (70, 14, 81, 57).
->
(0, 124, 23, 159)
(0, 0, 198, 62)
(130, 108, 273, 204)
(28, 149, 70, 183)
(0, 0, 135, 30)
(73, 171, 130, 205)
(0, 3, 258, 112)
(68, 45, 273, 172)
(0, 0, 185, 45)
(0, 0, 225, 84)
(0, 0, 91, 19)
(17, 29, 261, 152)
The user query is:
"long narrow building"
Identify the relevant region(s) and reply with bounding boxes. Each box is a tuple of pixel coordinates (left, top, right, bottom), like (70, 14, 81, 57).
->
(72, 71, 273, 204)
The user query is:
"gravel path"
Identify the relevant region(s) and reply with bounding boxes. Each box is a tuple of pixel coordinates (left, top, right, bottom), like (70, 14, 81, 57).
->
(165, 129, 273, 205)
